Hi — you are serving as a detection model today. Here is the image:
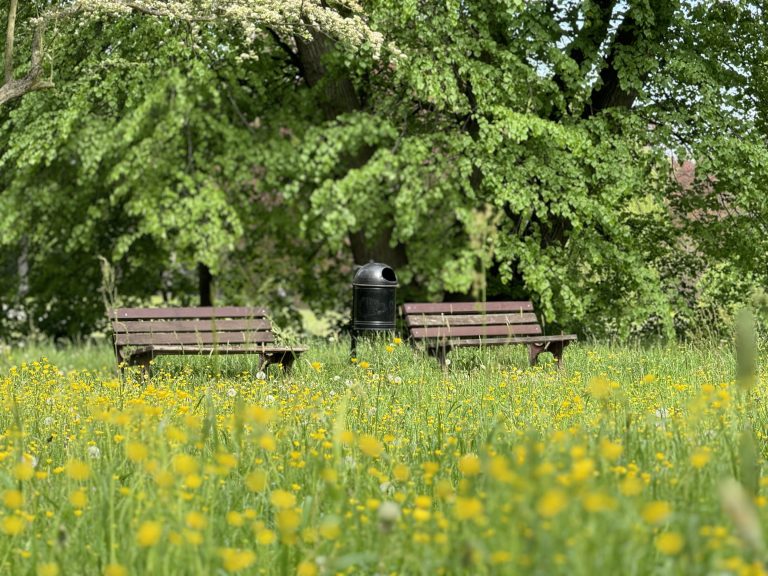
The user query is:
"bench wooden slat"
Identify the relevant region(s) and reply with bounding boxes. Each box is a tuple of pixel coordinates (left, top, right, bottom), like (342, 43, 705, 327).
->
(110, 307, 267, 320)
(116, 331, 275, 346)
(402, 302, 534, 314)
(429, 334, 578, 348)
(411, 324, 543, 339)
(113, 319, 272, 333)
(134, 345, 307, 355)
(405, 313, 539, 327)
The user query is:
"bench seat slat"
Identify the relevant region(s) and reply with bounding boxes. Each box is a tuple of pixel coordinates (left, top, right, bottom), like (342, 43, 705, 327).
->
(426, 334, 578, 348)
(411, 324, 542, 339)
(406, 313, 539, 327)
(110, 307, 267, 320)
(116, 332, 275, 346)
(113, 319, 272, 333)
(402, 302, 534, 314)
(129, 345, 307, 356)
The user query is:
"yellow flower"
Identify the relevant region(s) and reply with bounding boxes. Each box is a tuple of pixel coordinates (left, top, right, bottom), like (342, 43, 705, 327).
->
(489, 456, 516, 483)
(619, 474, 644, 496)
(690, 447, 711, 469)
(656, 532, 684, 555)
(458, 454, 481, 477)
(319, 516, 341, 540)
(12, 462, 34, 481)
(219, 548, 256, 573)
(358, 435, 384, 458)
(490, 551, 512, 565)
(297, 560, 318, 576)
(136, 520, 163, 547)
(270, 490, 297, 510)
(36, 563, 59, 576)
(358, 361, 370, 369)
(125, 442, 148, 463)
(537, 489, 568, 518)
(172, 454, 199, 475)
(642, 501, 672, 525)
(454, 497, 484, 520)
(2, 515, 25, 535)
(186, 511, 207, 530)
(255, 528, 276, 545)
(570, 458, 595, 483)
(588, 376, 612, 399)
(226, 511, 244, 527)
(243, 405, 276, 425)
(258, 434, 277, 451)
(641, 373, 657, 384)
(310, 361, 322, 372)
(582, 491, 617, 513)
(436, 479, 454, 500)
(245, 470, 267, 492)
(276, 509, 300, 534)
(599, 439, 623, 462)
(392, 463, 410, 482)
(69, 489, 88, 509)
(3, 489, 24, 510)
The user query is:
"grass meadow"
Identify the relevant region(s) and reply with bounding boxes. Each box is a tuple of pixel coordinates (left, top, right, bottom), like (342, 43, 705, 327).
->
(0, 337, 765, 575)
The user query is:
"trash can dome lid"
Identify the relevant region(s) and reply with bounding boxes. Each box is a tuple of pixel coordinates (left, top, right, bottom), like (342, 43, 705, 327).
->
(353, 261, 398, 286)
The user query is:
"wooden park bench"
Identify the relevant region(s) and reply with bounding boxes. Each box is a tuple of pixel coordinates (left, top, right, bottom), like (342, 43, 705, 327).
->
(401, 301, 577, 367)
(109, 306, 307, 372)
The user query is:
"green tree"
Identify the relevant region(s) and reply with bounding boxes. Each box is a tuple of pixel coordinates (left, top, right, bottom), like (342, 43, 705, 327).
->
(264, 0, 767, 337)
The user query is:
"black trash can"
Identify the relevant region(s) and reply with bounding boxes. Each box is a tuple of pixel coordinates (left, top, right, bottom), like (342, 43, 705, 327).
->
(351, 262, 398, 353)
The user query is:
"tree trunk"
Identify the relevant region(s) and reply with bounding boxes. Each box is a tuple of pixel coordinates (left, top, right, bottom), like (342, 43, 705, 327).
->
(295, 32, 409, 271)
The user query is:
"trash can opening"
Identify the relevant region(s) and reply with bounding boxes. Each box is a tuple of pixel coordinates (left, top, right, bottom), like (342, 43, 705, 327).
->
(382, 267, 396, 282)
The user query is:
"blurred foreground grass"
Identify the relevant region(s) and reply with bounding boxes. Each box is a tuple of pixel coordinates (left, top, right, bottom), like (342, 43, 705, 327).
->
(0, 337, 764, 575)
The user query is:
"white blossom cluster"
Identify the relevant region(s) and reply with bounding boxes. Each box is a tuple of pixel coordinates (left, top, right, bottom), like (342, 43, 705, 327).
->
(53, 0, 384, 57)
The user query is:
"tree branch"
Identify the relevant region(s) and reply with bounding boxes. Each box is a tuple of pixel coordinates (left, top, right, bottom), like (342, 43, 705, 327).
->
(0, 13, 53, 107)
(4, 0, 18, 83)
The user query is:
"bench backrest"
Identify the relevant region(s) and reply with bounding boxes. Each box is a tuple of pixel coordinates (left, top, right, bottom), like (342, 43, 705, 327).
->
(110, 306, 275, 347)
(401, 301, 542, 341)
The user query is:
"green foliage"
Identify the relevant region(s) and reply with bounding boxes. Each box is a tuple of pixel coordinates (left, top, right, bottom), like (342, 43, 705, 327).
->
(1, 1, 767, 340)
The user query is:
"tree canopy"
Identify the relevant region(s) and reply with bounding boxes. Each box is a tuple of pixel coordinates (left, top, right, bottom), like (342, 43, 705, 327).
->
(1, 0, 766, 339)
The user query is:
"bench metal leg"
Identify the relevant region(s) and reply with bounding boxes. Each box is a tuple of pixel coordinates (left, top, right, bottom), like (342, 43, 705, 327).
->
(549, 341, 566, 368)
(529, 341, 569, 369)
(261, 351, 298, 373)
(129, 351, 153, 378)
(528, 343, 545, 367)
(428, 346, 450, 369)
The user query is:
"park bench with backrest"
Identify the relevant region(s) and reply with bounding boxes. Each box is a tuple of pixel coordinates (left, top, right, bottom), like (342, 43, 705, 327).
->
(109, 306, 307, 372)
(401, 301, 577, 367)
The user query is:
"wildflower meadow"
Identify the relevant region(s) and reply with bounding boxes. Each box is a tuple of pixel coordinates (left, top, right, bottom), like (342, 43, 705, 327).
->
(0, 340, 765, 575)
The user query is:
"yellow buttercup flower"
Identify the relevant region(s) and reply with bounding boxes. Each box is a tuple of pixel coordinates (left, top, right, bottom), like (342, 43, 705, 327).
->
(3, 489, 24, 509)
(392, 463, 410, 482)
(454, 497, 484, 520)
(36, 563, 59, 576)
(458, 454, 481, 477)
(103, 564, 127, 576)
(656, 532, 684, 555)
(690, 447, 711, 469)
(219, 548, 256, 573)
(642, 501, 672, 525)
(270, 489, 297, 509)
(358, 435, 384, 458)
(537, 489, 568, 518)
(136, 520, 163, 547)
